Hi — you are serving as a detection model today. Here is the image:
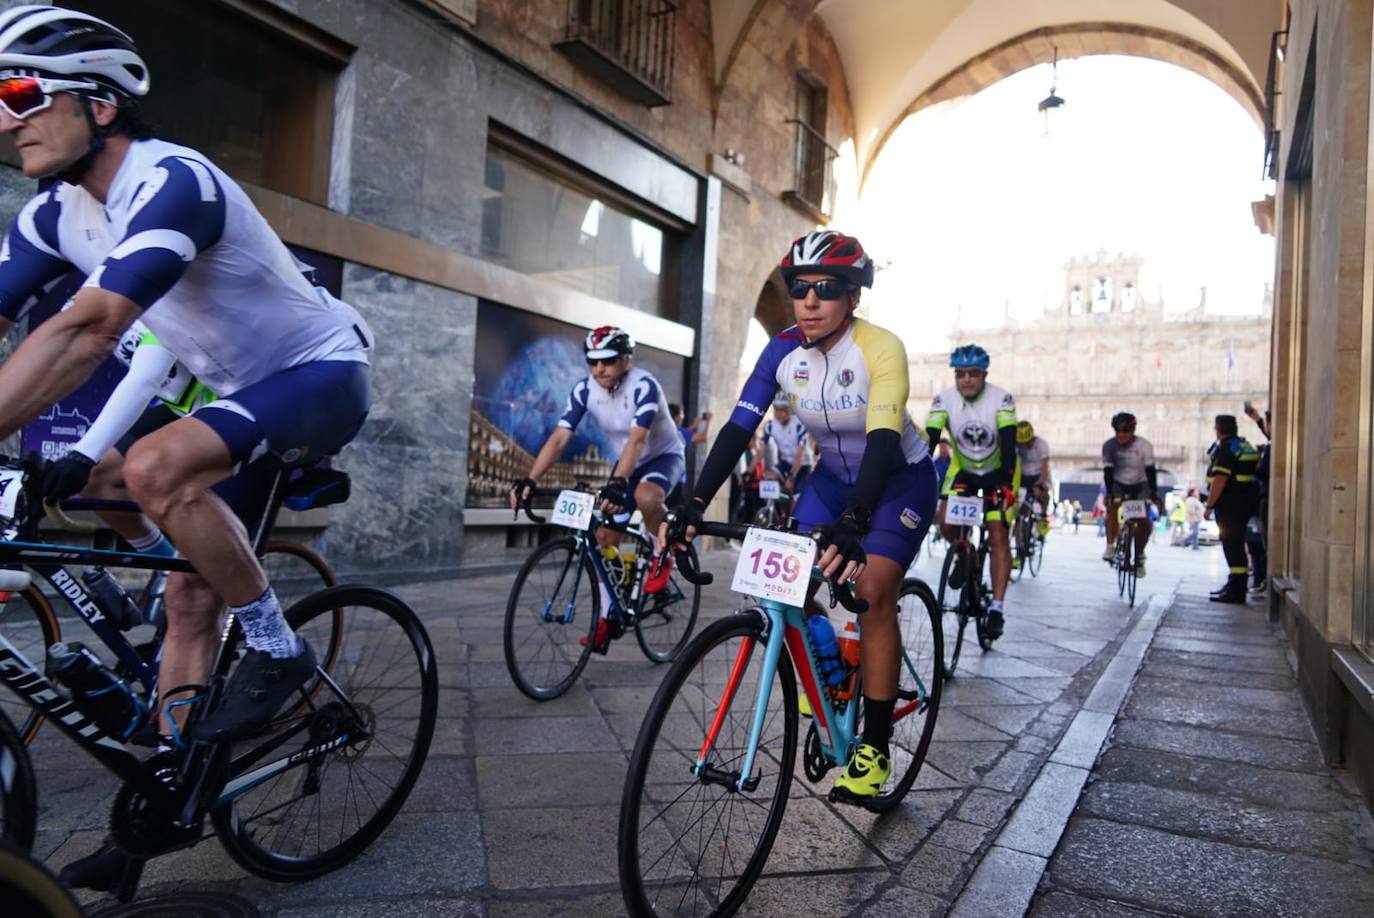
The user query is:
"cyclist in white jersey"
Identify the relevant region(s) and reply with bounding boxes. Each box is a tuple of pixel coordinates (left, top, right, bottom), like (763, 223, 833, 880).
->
(0, 8, 373, 761)
(510, 326, 685, 649)
(666, 231, 937, 803)
(1014, 420, 1052, 560)
(1101, 411, 1160, 576)
(760, 397, 813, 493)
(926, 344, 1018, 640)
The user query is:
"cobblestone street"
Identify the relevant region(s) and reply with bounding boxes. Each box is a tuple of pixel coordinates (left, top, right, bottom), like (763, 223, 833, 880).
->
(25, 528, 1374, 916)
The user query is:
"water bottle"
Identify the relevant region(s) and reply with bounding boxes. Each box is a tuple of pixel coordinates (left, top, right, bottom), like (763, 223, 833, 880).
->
(46, 642, 146, 740)
(806, 615, 847, 686)
(81, 567, 142, 630)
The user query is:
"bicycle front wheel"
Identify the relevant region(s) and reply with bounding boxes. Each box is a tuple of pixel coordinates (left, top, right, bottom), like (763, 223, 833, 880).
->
(211, 586, 438, 880)
(936, 544, 967, 678)
(504, 537, 600, 700)
(0, 586, 59, 745)
(635, 544, 701, 663)
(866, 578, 943, 813)
(1029, 530, 1045, 577)
(1011, 515, 1030, 583)
(619, 612, 796, 918)
(0, 708, 36, 852)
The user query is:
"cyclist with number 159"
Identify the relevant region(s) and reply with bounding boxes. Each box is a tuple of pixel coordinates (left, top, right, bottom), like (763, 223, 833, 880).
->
(664, 230, 937, 804)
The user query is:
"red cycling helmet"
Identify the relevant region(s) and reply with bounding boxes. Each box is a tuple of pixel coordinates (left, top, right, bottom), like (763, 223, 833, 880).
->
(779, 231, 875, 288)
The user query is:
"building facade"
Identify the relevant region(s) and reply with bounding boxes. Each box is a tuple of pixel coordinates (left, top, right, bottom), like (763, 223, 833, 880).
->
(908, 252, 1271, 489)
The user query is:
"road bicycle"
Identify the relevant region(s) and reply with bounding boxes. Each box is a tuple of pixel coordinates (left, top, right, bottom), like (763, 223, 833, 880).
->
(1110, 499, 1150, 607)
(617, 520, 942, 917)
(936, 495, 1002, 678)
(0, 457, 437, 902)
(1011, 487, 1047, 582)
(505, 486, 701, 700)
(0, 461, 344, 744)
(750, 478, 792, 530)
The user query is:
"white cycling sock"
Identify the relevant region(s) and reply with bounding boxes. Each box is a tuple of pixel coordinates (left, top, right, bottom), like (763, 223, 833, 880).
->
(229, 587, 301, 659)
(130, 528, 176, 559)
(988, 599, 1004, 613)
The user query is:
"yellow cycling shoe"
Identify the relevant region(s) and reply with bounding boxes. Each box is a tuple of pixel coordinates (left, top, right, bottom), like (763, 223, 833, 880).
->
(830, 743, 890, 803)
(798, 691, 812, 718)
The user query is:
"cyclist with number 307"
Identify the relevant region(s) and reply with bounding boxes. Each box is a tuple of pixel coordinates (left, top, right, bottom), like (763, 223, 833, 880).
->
(664, 230, 938, 804)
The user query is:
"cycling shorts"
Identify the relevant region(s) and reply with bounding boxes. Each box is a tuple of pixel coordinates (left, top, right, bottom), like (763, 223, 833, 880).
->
(793, 458, 938, 569)
(1021, 473, 1042, 490)
(1110, 482, 1151, 501)
(611, 452, 685, 525)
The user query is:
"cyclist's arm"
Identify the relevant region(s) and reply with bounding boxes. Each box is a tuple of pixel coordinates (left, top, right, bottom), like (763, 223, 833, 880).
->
(0, 190, 76, 329)
(1143, 438, 1158, 498)
(1102, 440, 1115, 494)
(71, 338, 177, 461)
(527, 426, 573, 481)
(993, 390, 1017, 485)
(846, 323, 909, 521)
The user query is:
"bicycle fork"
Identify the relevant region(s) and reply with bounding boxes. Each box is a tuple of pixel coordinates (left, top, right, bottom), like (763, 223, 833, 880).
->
(693, 611, 785, 793)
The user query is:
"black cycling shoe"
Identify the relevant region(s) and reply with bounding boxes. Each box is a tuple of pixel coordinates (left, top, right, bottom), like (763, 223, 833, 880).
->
(58, 841, 138, 892)
(948, 557, 965, 591)
(190, 641, 316, 743)
(984, 610, 1005, 641)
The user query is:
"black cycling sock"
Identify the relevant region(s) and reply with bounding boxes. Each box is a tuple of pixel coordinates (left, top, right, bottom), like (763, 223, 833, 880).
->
(861, 696, 897, 757)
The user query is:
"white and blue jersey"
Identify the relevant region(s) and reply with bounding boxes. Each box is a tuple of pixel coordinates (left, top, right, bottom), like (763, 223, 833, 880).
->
(558, 366, 684, 469)
(761, 415, 810, 470)
(0, 138, 370, 397)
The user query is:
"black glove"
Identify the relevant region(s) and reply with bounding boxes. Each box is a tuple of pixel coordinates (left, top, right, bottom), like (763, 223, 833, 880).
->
(815, 511, 867, 572)
(43, 451, 95, 502)
(510, 477, 535, 505)
(600, 476, 629, 508)
(666, 497, 706, 545)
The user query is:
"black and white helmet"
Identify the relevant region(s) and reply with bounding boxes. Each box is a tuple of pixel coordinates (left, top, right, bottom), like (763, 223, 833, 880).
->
(585, 325, 635, 360)
(0, 6, 149, 97)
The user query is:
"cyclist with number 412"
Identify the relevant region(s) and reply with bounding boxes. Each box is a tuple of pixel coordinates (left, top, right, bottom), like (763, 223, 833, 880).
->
(926, 344, 1018, 641)
(510, 325, 684, 652)
(664, 230, 937, 804)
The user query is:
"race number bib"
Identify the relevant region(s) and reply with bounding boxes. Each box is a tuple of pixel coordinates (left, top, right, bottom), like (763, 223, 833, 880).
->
(0, 469, 23, 521)
(759, 479, 781, 500)
(1121, 499, 1149, 521)
(549, 489, 594, 531)
(732, 527, 816, 607)
(945, 495, 984, 527)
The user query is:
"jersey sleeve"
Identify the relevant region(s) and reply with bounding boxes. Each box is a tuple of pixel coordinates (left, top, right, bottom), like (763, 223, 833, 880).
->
(556, 379, 590, 430)
(729, 333, 796, 429)
(71, 336, 177, 460)
(1101, 439, 1115, 467)
(927, 392, 948, 431)
(0, 190, 72, 321)
(854, 322, 908, 434)
(995, 389, 1017, 428)
(630, 374, 662, 430)
(83, 156, 226, 309)
(1141, 438, 1156, 466)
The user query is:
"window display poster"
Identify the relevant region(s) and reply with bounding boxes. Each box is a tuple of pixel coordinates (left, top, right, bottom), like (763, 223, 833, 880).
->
(467, 299, 686, 508)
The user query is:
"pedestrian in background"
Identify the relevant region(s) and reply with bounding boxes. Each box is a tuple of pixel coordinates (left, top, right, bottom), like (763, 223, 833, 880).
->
(1243, 401, 1270, 594)
(1204, 414, 1262, 602)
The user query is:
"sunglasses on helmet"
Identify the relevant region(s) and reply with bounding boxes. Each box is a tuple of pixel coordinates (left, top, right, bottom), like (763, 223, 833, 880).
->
(0, 75, 100, 121)
(787, 278, 851, 301)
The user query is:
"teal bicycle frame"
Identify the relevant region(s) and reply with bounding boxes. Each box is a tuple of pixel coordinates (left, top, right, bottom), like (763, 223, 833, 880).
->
(695, 580, 933, 793)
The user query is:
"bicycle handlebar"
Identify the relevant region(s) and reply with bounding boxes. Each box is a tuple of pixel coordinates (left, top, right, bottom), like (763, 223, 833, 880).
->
(673, 519, 869, 614)
(42, 500, 98, 534)
(513, 482, 595, 525)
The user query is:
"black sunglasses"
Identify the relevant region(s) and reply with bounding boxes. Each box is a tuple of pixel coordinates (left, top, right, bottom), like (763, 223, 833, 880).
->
(586, 356, 622, 366)
(788, 278, 851, 301)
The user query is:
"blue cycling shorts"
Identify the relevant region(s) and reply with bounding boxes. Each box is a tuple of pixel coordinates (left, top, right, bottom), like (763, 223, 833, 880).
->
(612, 451, 685, 525)
(793, 458, 939, 569)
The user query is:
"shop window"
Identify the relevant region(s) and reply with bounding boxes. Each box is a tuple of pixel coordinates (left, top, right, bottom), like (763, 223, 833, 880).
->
(481, 142, 670, 317)
(68, 0, 351, 203)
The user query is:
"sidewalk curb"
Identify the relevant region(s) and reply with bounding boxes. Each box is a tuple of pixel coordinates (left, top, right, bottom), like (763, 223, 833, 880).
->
(949, 587, 1176, 917)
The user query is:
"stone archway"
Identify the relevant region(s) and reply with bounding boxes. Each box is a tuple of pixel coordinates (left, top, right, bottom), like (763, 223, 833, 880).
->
(754, 272, 793, 336)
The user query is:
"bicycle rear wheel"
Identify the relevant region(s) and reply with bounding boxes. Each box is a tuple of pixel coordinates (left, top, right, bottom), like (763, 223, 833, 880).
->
(935, 544, 968, 678)
(504, 537, 600, 700)
(1028, 530, 1045, 577)
(0, 586, 59, 745)
(619, 612, 796, 918)
(1116, 533, 1131, 598)
(865, 579, 942, 813)
(211, 586, 437, 880)
(1011, 515, 1030, 583)
(261, 541, 336, 612)
(635, 544, 701, 663)
(0, 708, 36, 852)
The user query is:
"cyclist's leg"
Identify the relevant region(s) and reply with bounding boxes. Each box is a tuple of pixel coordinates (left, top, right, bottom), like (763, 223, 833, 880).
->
(1105, 490, 1123, 558)
(936, 457, 963, 543)
(628, 452, 683, 540)
(84, 405, 182, 553)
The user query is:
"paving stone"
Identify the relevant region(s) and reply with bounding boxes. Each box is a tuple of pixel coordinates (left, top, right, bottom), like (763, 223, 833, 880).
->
(898, 841, 976, 900)
(929, 817, 995, 854)
(741, 870, 886, 916)
(405, 755, 480, 812)
(1017, 655, 1095, 676)
(1051, 818, 1374, 916)
(1155, 625, 1278, 646)
(980, 750, 1042, 793)
(949, 845, 1045, 918)
(471, 684, 600, 718)
(279, 899, 484, 917)
(1079, 780, 1358, 860)
(857, 884, 948, 918)
(757, 796, 884, 874)
(1147, 646, 1291, 675)
(955, 788, 1018, 828)
(1049, 711, 1115, 769)
(999, 762, 1091, 857)
(941, 678, 1043, 706)
(488, 892, 627, 918)
(957, 703, 1047, 735)
(932, 707, 1014, 741)
(833, 789, 960, 862)
(1142, 659, 1296, 691)
(1110, 718, 1325, 771)
(484, 804, 620, 888)
(1092, 746, 1354, 812)
(1030, 889, 1161, 916)
(991, 676, 1075, 702)
(477, 752, 628, 808)
(926, 740, 1009, 783)
(957, 657, 1067, 678)
(1122, 688, 1314, 741)
(473, 715, 616, 756)
(1130, 674, 1303, 715)
(1149, 635, 1287, 659)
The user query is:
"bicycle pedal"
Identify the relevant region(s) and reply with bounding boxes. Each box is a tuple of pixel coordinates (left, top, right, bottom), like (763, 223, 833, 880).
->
(827, 785, 883, 812)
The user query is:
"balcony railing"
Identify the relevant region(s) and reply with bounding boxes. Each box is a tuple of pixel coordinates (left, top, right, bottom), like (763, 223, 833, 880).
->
(782, 119, 838, 223)
(555, 0, 676, 107)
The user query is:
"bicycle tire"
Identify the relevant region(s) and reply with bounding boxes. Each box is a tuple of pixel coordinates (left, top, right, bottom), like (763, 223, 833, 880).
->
(973, 542, 994, 651)
(634, 543, 701, 663)
(0, 709, 36, 853)
(619, 611, 796, 918)
(864, 578, 942, 813)
(261, 541, 337, 611)
(1028, 529, 1045, 577)
(0, 586, 59, 745)
(0, 841, 81, 918)
(504, 537, 600, 700)
(1011, 514, 1030, 583)
(211, 585, 437, 881)
(935, 543, 967, 678)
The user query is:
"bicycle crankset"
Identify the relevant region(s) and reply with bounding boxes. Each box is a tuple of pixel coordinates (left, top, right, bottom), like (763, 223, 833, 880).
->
(803, 722, 831, 783)
(109, 756, 203, 859)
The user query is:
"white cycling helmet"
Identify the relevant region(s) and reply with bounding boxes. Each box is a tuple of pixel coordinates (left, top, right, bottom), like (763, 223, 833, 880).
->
(0, 6, 149, 97)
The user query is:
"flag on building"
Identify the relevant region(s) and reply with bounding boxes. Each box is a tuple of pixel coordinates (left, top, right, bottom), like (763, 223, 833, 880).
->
(1226, 338, 1235, 371)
